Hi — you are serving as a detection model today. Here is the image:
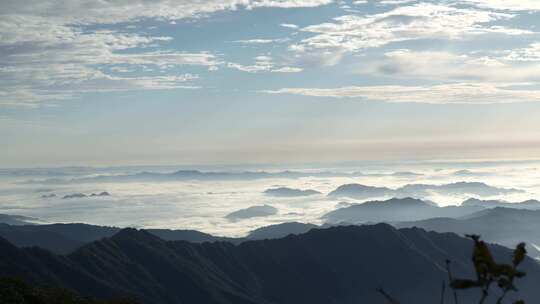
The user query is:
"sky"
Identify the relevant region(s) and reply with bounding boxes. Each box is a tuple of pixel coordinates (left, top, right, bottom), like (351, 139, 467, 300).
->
(2, 0, 540, 167)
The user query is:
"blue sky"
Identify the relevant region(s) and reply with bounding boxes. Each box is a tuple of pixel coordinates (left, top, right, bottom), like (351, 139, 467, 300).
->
(2, 0, 540, 167)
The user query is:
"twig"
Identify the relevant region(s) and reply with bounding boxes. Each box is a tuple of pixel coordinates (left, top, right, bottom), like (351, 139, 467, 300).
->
(440, 280, 446, 304)
(446, 260, 459, 304)
(479, 279, 493, 304)
(376, 287, 401, 304)
(496, 289, 509, 304)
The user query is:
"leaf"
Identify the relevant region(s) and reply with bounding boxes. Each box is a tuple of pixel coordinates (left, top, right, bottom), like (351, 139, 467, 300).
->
(513, 243, 527, 267)
(493, 264, 515, 277)
(515, 270, 526, 278)
(498, 277, 510, 289)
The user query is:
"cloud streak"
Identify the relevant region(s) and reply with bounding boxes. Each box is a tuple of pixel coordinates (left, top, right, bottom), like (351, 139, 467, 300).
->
(262, 83, 540, 104)
(357, 49, 540, 83)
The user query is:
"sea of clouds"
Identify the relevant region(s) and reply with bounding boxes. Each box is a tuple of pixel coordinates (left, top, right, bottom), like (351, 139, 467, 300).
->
(1, 160, 539, 237)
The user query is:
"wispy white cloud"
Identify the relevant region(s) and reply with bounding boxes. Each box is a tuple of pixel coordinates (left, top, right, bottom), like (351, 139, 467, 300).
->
(262, 83, 540, 104)
(246, 0, 333, 9)
(280, 23, 299, 29)
(2, 0, 540, 106)
(0, 16, 213, 105)
(0, 0, 330, 106)
(289, 3, 530, 65)
(1, 0, 334, 25)
(504, 43, 540, 62)
(271, 66, 304, 72)
(377, 0, 418, 5)
(228, 55, 303, 73)
(460, 0, 540, 11)
(358, 49, 540, 82)
(233, 38, 291, 44)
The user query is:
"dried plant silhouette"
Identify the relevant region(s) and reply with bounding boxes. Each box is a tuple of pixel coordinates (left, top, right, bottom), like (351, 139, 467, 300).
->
(449, 235, 527, 304)
(0, 277, 139, 304)
(378, 235, 528, 304)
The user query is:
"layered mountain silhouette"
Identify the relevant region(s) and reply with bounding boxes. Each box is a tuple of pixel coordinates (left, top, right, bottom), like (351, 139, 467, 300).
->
(0, 214, 39, 226)
(397, 207, 540, 259)
(322, 197, 485, 223)
(0, 223, 239, 254)
(461, 198, 540, 209)
(263, 187, 321, 197)
(246, 222, 318, 240)
(30, 170, 364, 184)
(328, 184, 395, 199)
(225, 205, 278, 221)
(28, 169, 428, 184)
(4, 196, 540, 254)
(328, 182, 521, 199)
(62, 191, 111, 199)
(2, 224, 539, 304)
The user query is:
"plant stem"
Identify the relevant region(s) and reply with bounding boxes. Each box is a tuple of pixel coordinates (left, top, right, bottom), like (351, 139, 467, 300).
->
(376, 287, 400, 304)
(446, 260, 459, 304)
(440, 280, 446, 304)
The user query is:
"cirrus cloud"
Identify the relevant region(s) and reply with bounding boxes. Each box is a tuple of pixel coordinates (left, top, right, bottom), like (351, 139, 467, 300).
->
(289, 3, 530, 66)
(0, 0, 330, 106)
(262, 83, 540, 104)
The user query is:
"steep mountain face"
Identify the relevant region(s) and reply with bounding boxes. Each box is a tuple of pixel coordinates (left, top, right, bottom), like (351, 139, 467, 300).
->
(397, 207, 540, 258)
(0, 236, 119, 300)
(323, 197, 483, 224)
(1, 224, 540, 304)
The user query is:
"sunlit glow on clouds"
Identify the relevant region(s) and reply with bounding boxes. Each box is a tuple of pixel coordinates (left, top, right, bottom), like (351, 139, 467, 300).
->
(2, 0, 540, 165)
(291, 3, 524, 54)
(2, 161, 540, 235)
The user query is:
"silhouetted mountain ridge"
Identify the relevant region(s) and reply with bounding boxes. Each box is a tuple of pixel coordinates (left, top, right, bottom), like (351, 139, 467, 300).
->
(397, 207, 540, 259)
(323, 197, 484, 223)
(462, 198, 540, 209)
(263, 187, 321, 197)
(247, 222, 318, 240)
(0, 222, 241, 254)
(1, 224, 540, 303)
(328, 181, 522, 199)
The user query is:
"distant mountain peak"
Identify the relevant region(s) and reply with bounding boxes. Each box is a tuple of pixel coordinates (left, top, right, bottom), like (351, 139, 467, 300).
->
(263, 187, 321, 197)
(386, 197, 429, 205)
(359, 197, 432, 207)
(172, 169, 203, 175)
(111, 228, 163, 243)
(462, 198, 540, 210)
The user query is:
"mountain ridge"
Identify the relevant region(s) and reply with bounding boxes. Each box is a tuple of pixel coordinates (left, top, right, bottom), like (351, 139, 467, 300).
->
(2, 224, 540, 304)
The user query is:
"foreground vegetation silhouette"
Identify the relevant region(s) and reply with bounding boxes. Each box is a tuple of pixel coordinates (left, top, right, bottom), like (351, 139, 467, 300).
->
(379, 235, 528, 304)
(0, 232, 530, 304)
(0, 277, 139, 304)
(449, 235, 527, 304)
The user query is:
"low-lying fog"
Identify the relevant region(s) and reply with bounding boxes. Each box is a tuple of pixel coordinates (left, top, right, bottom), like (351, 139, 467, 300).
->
(1, 160, 539, 237)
